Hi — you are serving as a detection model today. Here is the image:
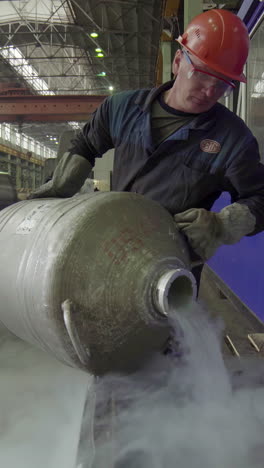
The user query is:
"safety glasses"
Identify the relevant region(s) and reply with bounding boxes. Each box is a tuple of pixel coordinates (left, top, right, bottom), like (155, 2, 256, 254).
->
(182, 49, 235, 98)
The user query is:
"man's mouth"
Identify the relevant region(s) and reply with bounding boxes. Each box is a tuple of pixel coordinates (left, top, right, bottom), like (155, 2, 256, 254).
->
(191, 96, 209, 105)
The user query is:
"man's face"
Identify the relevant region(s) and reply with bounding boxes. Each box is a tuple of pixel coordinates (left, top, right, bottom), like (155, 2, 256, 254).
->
(169, 50, 234, 114)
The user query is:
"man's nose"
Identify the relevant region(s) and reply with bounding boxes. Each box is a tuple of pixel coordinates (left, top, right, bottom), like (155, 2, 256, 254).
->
(202, 85, 218, 98)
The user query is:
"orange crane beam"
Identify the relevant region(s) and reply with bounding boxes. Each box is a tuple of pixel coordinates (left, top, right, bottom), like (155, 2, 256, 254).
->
(0, 94, 107, 122)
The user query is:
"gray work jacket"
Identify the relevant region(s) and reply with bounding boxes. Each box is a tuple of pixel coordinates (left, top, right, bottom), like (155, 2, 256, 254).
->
(71, 81, 264, 235)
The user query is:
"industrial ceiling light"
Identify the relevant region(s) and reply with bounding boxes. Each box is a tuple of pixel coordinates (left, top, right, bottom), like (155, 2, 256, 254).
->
(97, 52, 104, 57)
(109, 86, 114, 91)
(97, 71, 106, 76)
(90, 32, 98, 38)
(95, 48, 102, 53)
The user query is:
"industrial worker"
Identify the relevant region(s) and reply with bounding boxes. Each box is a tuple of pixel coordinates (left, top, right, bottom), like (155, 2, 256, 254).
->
(30, 9, 264, 287)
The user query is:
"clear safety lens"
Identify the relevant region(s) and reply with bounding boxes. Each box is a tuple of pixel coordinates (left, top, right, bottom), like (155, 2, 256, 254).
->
(184, 50, 235, 98)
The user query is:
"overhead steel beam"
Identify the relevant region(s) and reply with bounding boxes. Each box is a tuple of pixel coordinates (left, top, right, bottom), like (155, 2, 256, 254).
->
(0, 74, 151, 78)
(70, 0, 103, 31)
(0, 94, 106, 122)
(0, 23, 147, 35)
(4, 54, 153, 60)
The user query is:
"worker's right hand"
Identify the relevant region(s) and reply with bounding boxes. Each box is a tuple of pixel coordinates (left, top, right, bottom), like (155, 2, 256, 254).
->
(174, 203, 256, 262)
(28, 152, 93, 199)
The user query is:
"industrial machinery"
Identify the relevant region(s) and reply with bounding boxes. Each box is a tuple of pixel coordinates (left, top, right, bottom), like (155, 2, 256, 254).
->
(0, 191, 196, 375)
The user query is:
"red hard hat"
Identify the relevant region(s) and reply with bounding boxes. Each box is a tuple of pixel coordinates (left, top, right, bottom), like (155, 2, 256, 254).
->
(177, 9, 249, 82)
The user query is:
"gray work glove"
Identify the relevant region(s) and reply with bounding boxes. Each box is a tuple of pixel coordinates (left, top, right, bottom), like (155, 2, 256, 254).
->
(29, 152, 92, 199)
(174, 203, 256, 262)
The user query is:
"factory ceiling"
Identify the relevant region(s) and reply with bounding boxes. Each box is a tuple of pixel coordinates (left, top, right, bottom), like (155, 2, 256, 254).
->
(0, 0, 244, 152)
(0, 0, 167, 94)
(0, 0, 169, 151)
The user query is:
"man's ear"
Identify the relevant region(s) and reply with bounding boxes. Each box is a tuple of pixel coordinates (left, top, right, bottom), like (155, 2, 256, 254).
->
(172, 49, 182, 78)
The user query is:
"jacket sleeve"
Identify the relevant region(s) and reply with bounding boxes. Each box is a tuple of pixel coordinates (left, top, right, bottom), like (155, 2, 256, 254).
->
(223, 136, 264, 235)
(69, 96, 114, 166)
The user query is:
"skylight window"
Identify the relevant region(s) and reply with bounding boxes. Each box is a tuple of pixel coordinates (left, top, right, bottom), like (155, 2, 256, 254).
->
(0, 46, 81, 130)
(0, 46, 54, 95)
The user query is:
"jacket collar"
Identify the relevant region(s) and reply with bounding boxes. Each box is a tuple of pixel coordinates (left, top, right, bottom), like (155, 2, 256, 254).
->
(134, 80, 220, 132)
(134, 80, 174, 111)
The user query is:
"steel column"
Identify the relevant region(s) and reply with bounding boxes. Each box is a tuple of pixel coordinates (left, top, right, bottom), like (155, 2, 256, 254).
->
(184, 0, 203, 30)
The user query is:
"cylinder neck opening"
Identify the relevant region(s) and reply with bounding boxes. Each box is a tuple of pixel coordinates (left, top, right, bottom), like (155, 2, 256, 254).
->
(167, 275, 195, 311)
(156, 269, 197, 317)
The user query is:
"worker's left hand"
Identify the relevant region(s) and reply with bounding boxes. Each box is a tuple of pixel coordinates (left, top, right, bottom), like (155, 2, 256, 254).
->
(174, 208, 223, 261)
(174, 204, 256, 262)
(28, 152, 92, 199)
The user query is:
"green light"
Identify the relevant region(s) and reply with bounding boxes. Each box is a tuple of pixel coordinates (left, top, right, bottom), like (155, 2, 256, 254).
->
(97, 71, 106, 77)
(95, 48, 102, 53)
(97, 52, 104, 58)
(90, 32, 98, 38)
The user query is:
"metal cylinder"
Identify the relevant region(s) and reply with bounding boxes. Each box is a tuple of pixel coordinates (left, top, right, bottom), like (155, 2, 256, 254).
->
(0, 191, 196, 375)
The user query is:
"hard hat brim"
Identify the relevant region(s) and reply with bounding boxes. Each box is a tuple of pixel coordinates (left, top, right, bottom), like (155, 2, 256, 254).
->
(176, 37, 247, 84)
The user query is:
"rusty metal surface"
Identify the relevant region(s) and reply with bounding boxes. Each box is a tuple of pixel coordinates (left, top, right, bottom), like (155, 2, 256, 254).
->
(0, 94, 106, 122)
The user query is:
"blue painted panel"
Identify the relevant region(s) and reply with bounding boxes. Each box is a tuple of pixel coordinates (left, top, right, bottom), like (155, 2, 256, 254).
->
(205, 3, 264, 321)
(208, 193, 264, 321)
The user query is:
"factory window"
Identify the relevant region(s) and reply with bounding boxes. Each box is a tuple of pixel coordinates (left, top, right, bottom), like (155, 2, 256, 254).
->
(4, 124, 11, 141)
(44, 147, 51, 158)
(21, 134, 29, 150)
(35, 142, 41, 156)
(15, 132, 21, 147)
(28, 138, 35, 152)
(247, 20, 264, 160)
